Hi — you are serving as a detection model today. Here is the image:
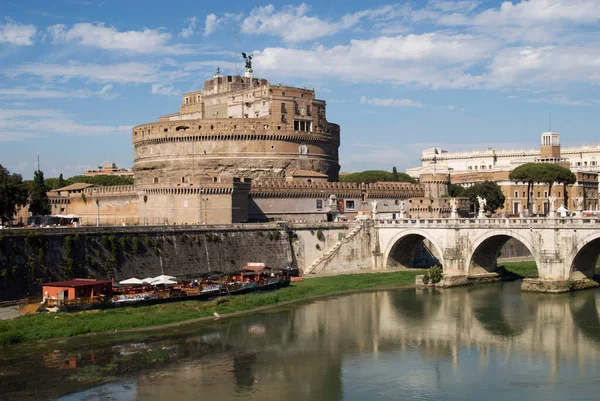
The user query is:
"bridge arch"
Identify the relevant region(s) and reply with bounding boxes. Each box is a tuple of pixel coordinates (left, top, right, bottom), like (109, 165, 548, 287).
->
(383, 229, 445, 270)
(567, 232, 600, 279)
(466, 230, 539, 276)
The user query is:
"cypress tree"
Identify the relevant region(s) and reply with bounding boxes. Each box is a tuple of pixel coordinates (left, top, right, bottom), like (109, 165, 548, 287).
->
(29, 170, 51, 216)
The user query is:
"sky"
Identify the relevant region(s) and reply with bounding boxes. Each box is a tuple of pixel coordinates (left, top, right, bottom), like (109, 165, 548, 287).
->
(1, 0, 600, 179)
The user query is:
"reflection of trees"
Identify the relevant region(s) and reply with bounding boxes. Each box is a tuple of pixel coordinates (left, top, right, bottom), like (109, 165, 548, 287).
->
(389, 289, 443, 324)
(570, 291, 600, 344)
(471, 285, 535, 337)
(232, 352, 257, 390)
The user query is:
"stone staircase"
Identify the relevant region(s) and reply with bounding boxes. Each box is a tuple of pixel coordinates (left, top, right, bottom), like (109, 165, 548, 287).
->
(305, 223, 364, 274)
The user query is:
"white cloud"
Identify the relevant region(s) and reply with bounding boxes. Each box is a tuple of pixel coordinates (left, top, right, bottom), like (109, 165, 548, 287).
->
(204, 14, 219, 36)
(46, 23, 191, 54)
(0, 18, 37, 46)
(253, 33, 495, 89)
(151, 83, 180, 96)
(485, 45, 600, 88)
(0, 108, 131, 141)
(360, 95, 424, 108)
(428, 0, 480, 13)
(0, 85, 118, 99)
(8, 61, 166, 84)
(526, 94, 597, 106)
(241, 3, 408, 43)
(179, 16, 197, 38)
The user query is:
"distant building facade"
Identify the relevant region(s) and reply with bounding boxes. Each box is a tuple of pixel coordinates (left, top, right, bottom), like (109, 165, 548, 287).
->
(84, 162, 133, 177)
(408, 132, 599, 215)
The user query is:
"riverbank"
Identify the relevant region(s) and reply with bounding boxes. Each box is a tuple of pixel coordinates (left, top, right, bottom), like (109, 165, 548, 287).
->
(0, 270, 425, 347)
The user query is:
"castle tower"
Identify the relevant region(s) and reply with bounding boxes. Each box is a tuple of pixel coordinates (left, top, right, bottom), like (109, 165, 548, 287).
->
(540, 132, 561, 161)
(420, 173, 450, 199)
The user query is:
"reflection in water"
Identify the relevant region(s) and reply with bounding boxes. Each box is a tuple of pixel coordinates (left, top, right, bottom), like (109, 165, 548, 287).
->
(3, 283, 600, 401)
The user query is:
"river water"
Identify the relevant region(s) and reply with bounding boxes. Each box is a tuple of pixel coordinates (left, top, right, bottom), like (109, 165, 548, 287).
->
(3, 282, 600, 401)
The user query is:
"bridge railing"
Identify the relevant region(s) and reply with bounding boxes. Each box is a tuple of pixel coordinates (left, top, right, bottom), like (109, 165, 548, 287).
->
(375, 217, 600, 228)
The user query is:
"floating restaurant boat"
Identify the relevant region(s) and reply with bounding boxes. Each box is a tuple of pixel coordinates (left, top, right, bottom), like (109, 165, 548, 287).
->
(33, 263, 293, 313)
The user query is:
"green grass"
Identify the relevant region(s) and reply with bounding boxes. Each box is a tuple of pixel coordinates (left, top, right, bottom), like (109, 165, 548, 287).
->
(499, 260, 539, 278)
(0, 270, 423, 347)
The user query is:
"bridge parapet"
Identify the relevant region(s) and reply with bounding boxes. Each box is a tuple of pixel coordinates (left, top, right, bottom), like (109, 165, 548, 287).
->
(376, 217, 600, 230)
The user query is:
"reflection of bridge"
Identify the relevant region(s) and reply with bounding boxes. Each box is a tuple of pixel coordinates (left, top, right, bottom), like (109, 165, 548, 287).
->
(376, 218, 600, 288)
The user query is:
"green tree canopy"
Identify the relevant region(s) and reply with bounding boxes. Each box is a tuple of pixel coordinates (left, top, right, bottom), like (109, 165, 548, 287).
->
(509, 162, 576, 210)
(29, 170, 51, 216)
(447, 183, 466, 197)
(0, 165, 28, 224)
(392, 166, 399, 181)
(340, 170, 415, 184)
(40, 174, 134, 190)
(464, 181, 505, 214)
(57, 173, 66, 188)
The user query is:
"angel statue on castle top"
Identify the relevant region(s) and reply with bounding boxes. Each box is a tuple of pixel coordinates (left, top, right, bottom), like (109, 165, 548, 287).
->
(242, 52, 253, 69)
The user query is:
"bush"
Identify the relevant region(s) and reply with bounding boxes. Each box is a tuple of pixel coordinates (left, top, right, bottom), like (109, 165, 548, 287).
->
(422, 265, 443, 284)
(267, 232, 274, 241)
(316, 229, 325, 241)
(316, 244, 321, 250)
(132, 237, 140, 253)
(272, 231, 281, 241)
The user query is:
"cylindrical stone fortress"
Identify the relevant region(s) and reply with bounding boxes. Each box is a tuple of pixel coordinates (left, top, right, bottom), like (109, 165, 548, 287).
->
(132, 73, 340, 188)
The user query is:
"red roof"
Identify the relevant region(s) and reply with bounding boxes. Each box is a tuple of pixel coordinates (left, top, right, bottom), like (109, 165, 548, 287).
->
(43, 279, 112, 288)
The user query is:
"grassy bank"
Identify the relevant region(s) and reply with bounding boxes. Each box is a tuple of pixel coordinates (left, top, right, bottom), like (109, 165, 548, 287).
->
(0, 270, 423, 347)
(499, 260, 539, 278)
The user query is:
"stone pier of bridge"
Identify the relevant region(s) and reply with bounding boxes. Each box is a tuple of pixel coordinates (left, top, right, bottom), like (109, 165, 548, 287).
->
(375, 217, 600, 292)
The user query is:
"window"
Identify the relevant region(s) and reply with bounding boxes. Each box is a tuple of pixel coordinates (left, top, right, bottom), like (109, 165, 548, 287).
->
(345, 200, 355, 210)
(544, 191, 548, 197)
(489, 165, 492, 169)
(153, 177, 159, 184)
(183, 200, 189, 208)
(522, 191, 525, 197)
(395, 200, 400, 205)
(164, 128, 168, 133)
(299, 143, 308, 155)
(282, 91, 286, 96)
(514, 191, 518, 197)
(537, 192, 540, 197)
(185, 97, 189, 105)
(181, 177, 185, 183)
(316, 200, 323, 210)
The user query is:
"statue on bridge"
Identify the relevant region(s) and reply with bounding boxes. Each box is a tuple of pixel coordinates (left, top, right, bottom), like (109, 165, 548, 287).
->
(574, 196, 584, 217)
(398, 200, 407, 219)
(449, 197, 458, 218)
(476, 195, 487, 218)
(371, 200, 378, 219)
(548, 195, 557, 215)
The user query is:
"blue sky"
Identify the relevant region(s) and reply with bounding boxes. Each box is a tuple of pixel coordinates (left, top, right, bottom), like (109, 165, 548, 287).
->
(1, 0, 600, 179)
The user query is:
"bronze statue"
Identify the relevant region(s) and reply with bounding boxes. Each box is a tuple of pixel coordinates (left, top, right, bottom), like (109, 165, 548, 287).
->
(242, 52, 253, 69)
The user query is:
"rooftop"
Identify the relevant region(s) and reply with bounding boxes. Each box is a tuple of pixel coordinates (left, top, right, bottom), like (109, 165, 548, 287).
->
(53, 183, 95, 192)
(43, 278, 112, 288)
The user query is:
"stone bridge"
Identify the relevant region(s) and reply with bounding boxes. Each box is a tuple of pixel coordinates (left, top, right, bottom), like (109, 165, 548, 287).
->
(375, 217, 600, 291)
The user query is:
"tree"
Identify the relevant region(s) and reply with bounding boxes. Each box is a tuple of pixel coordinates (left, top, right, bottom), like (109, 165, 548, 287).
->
(464, 181, 505, 214)
(392, 166, 399, 181)
(447, 183, 465, 197)
(509, 163, 543, 213)
(57, 173, 66, 188)
(0, 165, 28, 225)
(340, 170, 415, 184)
(29, 170, 51, 216)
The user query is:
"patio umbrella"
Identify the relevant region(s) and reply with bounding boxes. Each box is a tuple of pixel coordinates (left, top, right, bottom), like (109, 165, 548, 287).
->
(119, 277, 144, 285)
(151, 277, 178, 286)
(151, 274, 176, 282)
(141, 277, 155, 283)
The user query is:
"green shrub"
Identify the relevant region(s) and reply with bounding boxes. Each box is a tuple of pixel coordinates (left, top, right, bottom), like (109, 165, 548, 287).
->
(273, 231, 281, 241)
(316, 244, 321, 250)
(100, 235, 109, 248)
(142, 236, 150, 247)
(0, 331, 25, 347)
(118, 237, 127, 250)
(267, 232, 274, 241)
(316, 229, 325, 241)
(566, 280, 575, 290)
(423, 265, 443, 284)
(132, 237, 140, 253)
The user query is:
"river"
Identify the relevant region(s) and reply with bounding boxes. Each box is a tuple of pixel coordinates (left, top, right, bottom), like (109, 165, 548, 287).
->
(2, 281, 600, 401)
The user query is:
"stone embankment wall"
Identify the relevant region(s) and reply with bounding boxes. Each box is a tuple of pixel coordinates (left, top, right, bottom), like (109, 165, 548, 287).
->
(0, 223, 363, 301)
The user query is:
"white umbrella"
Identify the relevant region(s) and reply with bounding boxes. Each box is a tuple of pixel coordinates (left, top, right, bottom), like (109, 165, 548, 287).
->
(141, 277, 154, 283)
(151, 274, 176, 282)
(119, 277, 144, 285)
(151, 277, 177, 286)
